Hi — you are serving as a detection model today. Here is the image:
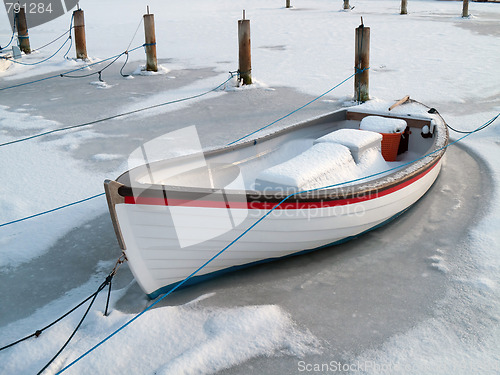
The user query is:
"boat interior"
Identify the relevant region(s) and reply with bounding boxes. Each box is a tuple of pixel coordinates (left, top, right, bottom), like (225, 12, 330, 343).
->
(118, 107, 445, 194)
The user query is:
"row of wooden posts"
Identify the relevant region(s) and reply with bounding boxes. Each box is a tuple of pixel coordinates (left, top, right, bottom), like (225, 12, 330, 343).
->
(13, 7, 89, 59)
(13, 6, 371, 101)
(225, 10, 373, 101)
(12, 0, 475, 58)
(285, 0, 473, 17)
(13, 6, 159, 72)
(236, 10, 370, 101)
(231, 11, 371, 101)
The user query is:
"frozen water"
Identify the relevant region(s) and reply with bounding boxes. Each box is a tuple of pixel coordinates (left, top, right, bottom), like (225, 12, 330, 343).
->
(1, 0, 499, 374)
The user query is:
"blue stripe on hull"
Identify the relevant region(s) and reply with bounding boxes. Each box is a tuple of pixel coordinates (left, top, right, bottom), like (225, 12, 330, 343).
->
(147, 207, 411, 299)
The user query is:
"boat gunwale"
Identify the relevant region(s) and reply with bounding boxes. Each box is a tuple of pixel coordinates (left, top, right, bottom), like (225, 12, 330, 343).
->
(118, 157, 442, 206)
(113, 106, 448, 203)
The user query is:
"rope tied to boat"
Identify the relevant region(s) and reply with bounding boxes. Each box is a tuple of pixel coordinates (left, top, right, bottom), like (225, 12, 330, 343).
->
(104, 252, 128, 316)
(227, 67, 369, 146)
(110, 252, 128, 277)
(0, 252, 127, 374)
(52, 110, 500, 374)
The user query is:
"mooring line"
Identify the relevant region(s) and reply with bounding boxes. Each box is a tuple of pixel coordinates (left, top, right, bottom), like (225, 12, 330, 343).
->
(0, 71, 232, 148)
(0, 44, 145, 92)
(0, 11, 16, 51)
(5, 36, 72, 66)
(0, 193, 105, 228)
(227, 68, 368, 146)
(55, 112, 499, 374)
(0, 74, 235, 229)
(1, 14, 73, 64)
(0, 69, 359, 229)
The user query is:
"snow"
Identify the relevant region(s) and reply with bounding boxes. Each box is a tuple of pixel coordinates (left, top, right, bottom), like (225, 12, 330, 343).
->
(360, 115, 407, 134)
(255, 135, 389, 192)
(132, 64, 171, 76)
(256, 142, 356, 191)
(315, 129, 382, 150)
(314, 128, 382, 163)
(0, 291, 320, 375)
(1, 0, 500, 374)
(0, 107, 110, 267)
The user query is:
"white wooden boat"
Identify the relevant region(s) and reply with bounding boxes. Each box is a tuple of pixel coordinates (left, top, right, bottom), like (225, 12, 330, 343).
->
(105, 101, 448, 298)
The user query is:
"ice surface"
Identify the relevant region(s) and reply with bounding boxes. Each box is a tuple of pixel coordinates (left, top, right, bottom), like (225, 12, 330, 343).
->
(0, 0, 500, 374)
(0, 292, 320, 375)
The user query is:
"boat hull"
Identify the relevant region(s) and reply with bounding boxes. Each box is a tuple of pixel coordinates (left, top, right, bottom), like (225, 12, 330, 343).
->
(105, 105, 448, 298)
(114, 159, 442, 298)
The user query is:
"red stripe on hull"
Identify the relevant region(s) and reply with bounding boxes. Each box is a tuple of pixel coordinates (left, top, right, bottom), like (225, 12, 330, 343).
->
(124, 161, 438, 210)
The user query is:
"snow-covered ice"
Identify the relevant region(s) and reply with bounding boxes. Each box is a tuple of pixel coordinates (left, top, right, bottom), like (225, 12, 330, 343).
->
(1, 0, 499, 374)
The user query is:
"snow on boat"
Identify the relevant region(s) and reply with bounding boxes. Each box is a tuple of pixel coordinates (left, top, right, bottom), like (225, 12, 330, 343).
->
(104, 101, 448, 298)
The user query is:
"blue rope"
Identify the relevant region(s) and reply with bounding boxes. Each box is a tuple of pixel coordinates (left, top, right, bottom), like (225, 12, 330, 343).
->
(0, 44, 145, 92)
(55, 112, 499, 374)
(2, 14, 73, 64)
(62, 44, 145, 75)
(33, 14, 73, 53)
(0, 14, 16, 51)
(5, 36, 72, 66)
(63, 35, 73, 60)
(0, 74, 236, 228)
(0, 193, 105, 228)
(0, 74, 63, 91)
(0, 70, 349, 226)
(227, 68, 368, 146)
(0, 72, 234, 148)
(0, 69, 357, 145)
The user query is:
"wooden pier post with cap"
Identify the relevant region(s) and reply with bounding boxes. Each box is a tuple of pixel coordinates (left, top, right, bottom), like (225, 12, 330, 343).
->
(401, 0, 408, 15)
(344, 0, 350, 10)
(462, 0, 469, 18)
(143, 6, 158, 72)
(16, 7, 31, 54)
(73, 9, 88, 59)
(238, 10, 252, 85)
(354, 20, 370, 102)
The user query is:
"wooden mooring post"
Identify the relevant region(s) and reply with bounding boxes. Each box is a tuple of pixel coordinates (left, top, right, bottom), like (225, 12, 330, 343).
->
(401, 0, 408, 15)
(344, 0, 350, 10)
(238, 10, 252, 85)
(73, 9, 88, 59)
(286, 0, 291, 9)
(462, 0, 469, 18)
(143, 6, 158, 72)
(354, 20, 370, 102)
(16, 7, 31, 54)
